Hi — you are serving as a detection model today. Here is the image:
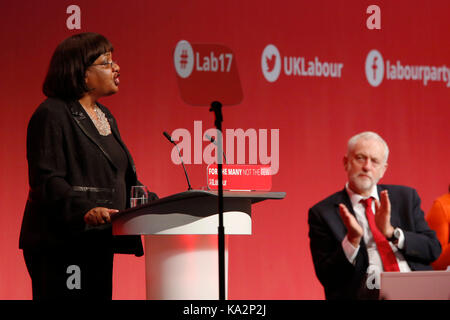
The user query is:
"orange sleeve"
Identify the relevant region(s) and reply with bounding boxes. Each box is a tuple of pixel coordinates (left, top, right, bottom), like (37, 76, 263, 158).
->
(426, 195, 450, 270)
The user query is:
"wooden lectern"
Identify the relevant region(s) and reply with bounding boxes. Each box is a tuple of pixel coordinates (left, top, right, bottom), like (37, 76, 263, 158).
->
(112, 190, 285, 300)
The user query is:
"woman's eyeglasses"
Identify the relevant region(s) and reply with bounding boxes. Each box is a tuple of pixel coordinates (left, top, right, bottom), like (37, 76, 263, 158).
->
(90, 61, 117, 68)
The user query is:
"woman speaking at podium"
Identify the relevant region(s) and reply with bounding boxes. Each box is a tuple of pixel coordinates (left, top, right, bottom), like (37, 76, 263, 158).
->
(19, 33, 154, 299)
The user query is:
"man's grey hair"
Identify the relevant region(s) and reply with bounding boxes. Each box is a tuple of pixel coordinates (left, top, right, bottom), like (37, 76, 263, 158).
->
(347, 131, 389, 163)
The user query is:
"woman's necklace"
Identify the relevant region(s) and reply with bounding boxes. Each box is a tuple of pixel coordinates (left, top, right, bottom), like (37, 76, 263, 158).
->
(83, 103, 112, 136)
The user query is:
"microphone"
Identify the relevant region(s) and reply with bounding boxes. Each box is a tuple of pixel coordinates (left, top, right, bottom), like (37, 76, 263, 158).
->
(205, 133, 227, 164)
(163, 131, 173, 143)
(163, 131, 193, 190)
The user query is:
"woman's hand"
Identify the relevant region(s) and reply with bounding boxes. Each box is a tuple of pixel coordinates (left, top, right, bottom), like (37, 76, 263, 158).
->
(84, 207, 119, 226)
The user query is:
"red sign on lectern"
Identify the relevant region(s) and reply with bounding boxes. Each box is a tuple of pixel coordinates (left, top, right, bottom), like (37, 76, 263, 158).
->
(174, 40, 243, 106)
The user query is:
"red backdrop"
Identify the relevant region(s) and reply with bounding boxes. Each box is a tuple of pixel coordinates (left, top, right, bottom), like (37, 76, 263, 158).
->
(0, 0, 449, 299)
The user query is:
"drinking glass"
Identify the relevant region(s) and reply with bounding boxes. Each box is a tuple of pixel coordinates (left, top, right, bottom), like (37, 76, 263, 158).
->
(130, 185, 149, 208)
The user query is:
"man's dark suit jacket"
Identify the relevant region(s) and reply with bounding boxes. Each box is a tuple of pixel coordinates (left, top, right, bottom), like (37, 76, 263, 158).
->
(19, 98, 154, 255)
(308, 184, 441, 300)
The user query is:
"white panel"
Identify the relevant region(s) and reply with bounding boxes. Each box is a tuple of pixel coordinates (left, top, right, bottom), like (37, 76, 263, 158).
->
(145, 235, 229, 300)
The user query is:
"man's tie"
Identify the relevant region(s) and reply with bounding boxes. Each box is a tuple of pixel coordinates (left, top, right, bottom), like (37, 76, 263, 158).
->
(362, 197, 400, 272)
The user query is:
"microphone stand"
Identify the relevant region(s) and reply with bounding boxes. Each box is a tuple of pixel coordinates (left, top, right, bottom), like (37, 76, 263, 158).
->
(205, 133, 227, 164)
(163, 131, 193, 191)
(174, 143, 193, 190)
(209, 101, 225, 301)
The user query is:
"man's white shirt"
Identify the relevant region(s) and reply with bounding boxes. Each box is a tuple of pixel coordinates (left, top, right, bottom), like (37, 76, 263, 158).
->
(341, 183, 411, 278)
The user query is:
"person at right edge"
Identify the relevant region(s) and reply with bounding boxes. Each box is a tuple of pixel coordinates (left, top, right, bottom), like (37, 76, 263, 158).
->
(426, 185, 450, 270)
(308, 131, 441, 300)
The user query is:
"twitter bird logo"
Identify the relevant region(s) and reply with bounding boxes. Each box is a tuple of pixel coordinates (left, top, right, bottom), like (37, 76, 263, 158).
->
(262, 44, 281, 82)
(266, 54, 276, 73)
